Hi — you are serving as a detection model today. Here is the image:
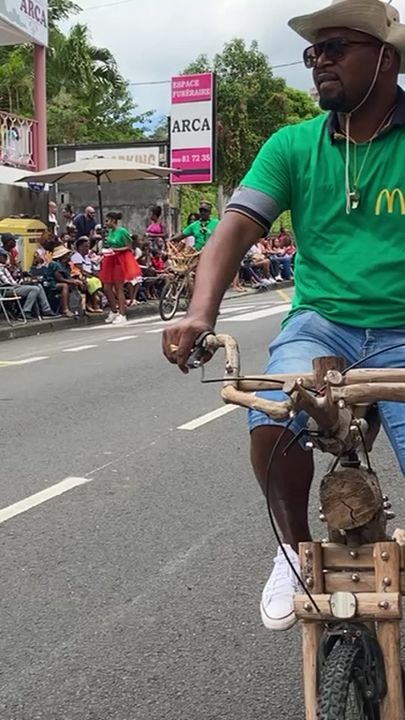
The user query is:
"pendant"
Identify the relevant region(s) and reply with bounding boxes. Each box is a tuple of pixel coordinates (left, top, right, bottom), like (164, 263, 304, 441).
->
(349, 189, 360, 210)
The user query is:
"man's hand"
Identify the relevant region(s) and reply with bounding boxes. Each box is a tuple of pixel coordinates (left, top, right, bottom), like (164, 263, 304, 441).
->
(162, 316, 214, 373)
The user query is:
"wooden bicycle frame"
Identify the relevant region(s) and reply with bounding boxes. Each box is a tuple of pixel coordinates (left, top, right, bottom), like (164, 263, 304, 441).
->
(206, 334, 405, 720)
(297, 541, 404, 720)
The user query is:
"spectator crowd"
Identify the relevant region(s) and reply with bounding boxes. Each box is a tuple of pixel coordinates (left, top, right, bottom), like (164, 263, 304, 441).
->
(0, 199, 295, 325)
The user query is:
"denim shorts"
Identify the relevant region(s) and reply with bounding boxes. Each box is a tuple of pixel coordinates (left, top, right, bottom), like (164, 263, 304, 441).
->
(248, 310, 405, 474)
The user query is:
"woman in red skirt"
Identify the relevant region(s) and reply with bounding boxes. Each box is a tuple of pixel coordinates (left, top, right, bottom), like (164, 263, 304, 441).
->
(99, 211, 141, 325)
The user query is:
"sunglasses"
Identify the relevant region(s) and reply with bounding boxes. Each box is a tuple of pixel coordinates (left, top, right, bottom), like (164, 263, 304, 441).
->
(303, 38, 381, 68)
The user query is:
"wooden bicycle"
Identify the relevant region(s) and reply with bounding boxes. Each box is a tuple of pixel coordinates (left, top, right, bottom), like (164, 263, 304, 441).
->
(184, 332, 405, 720)
(158, 243, 200, 321)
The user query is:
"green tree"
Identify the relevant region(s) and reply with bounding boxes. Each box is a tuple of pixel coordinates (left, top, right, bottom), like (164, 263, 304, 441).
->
(285, 86, 321, 125)
(0, 0, 147, 145)
(182, 39, 320, 195)
(0, 46, 33, 114)
(149, 115, 169, 141)
(46, 23, 149, 143)
(48, 0, 80, 27)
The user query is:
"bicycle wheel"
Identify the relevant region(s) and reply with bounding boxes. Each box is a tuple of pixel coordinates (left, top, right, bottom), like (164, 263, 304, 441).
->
(317, 639, 382, 720)
(159, 278, 183, 321)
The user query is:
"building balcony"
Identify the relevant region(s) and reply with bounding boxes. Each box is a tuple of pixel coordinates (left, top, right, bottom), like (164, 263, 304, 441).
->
(0, 111, 38, 171)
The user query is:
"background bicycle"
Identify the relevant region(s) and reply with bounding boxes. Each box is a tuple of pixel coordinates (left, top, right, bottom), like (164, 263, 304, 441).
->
(159, 242, 200, 321)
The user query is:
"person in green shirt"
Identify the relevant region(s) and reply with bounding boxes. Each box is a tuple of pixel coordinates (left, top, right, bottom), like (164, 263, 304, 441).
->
(172, 202, 219, 251)
(163, 0, 405, 631)
(99, 211, 141, 325)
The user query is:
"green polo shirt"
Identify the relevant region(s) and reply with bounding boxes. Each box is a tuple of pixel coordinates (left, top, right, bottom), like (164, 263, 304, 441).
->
(227, 88, 405, 329)
(182, 218, 219, 251)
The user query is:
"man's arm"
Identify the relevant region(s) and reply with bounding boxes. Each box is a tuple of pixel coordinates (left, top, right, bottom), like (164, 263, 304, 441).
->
(0, 266, 16, 285)
(170, 231, 187, 241)
(171, 220, 194, 242)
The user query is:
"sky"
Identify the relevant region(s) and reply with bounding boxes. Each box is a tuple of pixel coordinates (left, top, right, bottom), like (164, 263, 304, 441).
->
(65, 0, 333, 121)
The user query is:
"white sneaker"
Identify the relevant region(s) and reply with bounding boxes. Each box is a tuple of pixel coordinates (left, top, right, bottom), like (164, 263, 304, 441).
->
(112, 314, 127, 325)
(105, 311, 118, 324)
(275, 275, 283, 283)
(260, 545, 301, 630)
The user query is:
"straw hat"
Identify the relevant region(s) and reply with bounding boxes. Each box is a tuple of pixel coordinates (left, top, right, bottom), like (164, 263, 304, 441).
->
(289, 0, 405, 72)
(52, 244, 71, 260)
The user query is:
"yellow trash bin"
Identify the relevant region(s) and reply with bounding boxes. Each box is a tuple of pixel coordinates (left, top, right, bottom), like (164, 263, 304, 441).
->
(0, 218, 47, 271)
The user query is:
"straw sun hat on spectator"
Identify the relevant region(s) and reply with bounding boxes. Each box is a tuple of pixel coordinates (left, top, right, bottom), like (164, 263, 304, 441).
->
(289, 0, 405, 72)
(52, 245, 71, 260)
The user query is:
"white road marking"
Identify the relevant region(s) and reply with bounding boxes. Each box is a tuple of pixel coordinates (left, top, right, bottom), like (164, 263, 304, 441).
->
(63, 344, 98, 353)
(218, 304, 253, 314)
(150, 303, 284, 333)
(0, 476, 92, 525)
(9, 356, 49, 365)
(178, 404, 238, 430)
(107, 335, 138, 342)
(221, 303, 290, 322)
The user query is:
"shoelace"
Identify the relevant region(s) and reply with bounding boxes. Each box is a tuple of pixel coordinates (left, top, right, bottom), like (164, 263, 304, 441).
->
(266, 551, 300, 597)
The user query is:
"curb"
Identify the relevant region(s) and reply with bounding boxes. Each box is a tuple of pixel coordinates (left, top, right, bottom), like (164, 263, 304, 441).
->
(0, 301, 160, 342)
(0, 281, 294, 343)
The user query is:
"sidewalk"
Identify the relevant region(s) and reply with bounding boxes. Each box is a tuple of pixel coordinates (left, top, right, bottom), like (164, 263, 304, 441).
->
(0, 281, 294, 342)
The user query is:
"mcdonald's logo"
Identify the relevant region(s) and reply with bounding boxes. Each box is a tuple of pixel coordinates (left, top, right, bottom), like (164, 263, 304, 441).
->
(375, 188, 405, 215)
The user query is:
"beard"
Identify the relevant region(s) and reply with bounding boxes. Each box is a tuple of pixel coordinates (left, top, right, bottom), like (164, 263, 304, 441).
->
(319, 88, 351, 112)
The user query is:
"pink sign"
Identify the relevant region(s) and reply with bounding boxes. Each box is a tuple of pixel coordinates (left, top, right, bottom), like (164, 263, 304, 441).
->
(171, 73, 213, 104)
(171, 147, 212, 184)
(170, 72, 216, 185)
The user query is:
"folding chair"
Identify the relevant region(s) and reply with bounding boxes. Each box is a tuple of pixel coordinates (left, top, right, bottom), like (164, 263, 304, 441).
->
(0, 286, 27, 326)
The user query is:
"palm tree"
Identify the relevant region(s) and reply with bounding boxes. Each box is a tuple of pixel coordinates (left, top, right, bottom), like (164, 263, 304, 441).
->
(47, 24, 125, 101)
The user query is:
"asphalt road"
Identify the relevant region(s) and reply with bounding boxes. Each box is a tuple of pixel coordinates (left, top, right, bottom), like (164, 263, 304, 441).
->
(1, 289, 404, 720)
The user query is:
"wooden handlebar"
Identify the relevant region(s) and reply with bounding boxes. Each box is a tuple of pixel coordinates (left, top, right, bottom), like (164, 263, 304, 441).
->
(169, 332, 405, 424)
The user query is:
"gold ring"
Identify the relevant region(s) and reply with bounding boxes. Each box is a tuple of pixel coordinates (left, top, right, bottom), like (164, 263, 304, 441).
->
(169, 344, 178, 353)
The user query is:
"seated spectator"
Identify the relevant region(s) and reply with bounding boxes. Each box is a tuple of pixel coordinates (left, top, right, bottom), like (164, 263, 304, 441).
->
(123, 238, 142, 307)
(257, 236, 283, 281)
(279, 232, 296, 270)
(270, 237, 293, 280)
(93, 225, 104, 251)
(45, 245, 85, 317)
(89, 235, 102, 273)
(59, 232, 76, 251)
(0, 247, 57, 320)
(245, 244, 276, 286)
(32, 231, 52, 269)
(71, 236, 103, 313)
(131, 234, 143, 261)
(145, 206, 166, 250)
(138, 241, 159, 300)
(151, 248, 168, 274)
(1, 234, 20, 271)
(150, 249, 168, 294)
